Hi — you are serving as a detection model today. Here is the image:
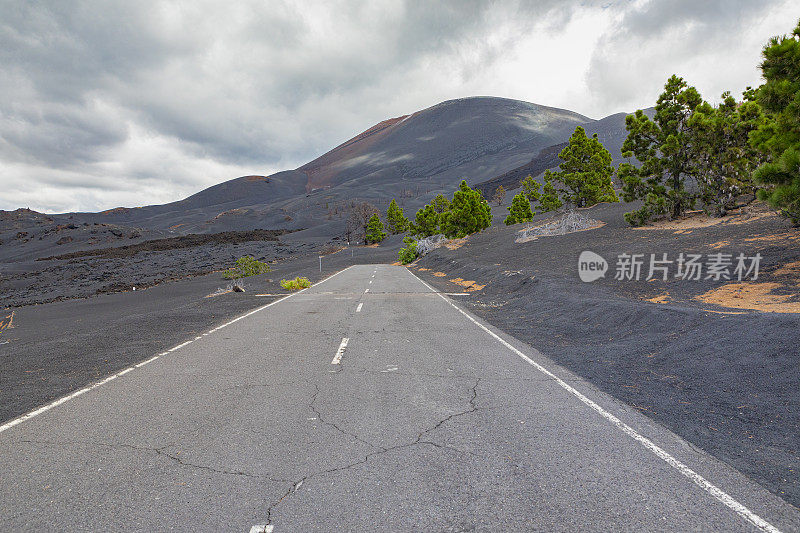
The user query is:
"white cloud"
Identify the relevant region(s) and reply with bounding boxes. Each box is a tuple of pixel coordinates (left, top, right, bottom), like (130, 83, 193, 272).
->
(0, 0, 796, 212)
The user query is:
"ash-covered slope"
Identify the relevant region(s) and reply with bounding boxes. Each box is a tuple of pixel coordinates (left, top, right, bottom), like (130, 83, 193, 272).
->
(299, 97, 590, 192)
(75, 172, 308, 232)
(2, 97, 629, 261)
(474, 108, 654, 196)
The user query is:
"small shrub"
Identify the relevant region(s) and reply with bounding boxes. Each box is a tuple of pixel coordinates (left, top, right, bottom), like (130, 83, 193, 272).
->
(504, 193, 535, 225)
(398, 237, 419, 264)
(223, 256, 271, 279)
(365, 214, 387, 244)
(623, 192, 668, 227)
(280, 276, 312, 291)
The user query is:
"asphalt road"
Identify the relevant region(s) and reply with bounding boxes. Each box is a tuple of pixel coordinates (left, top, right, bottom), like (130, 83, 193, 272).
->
(1, 264, 798, 532)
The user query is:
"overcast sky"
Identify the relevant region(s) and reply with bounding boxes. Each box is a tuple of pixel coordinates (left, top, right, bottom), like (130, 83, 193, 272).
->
(1, 0, 796, 213)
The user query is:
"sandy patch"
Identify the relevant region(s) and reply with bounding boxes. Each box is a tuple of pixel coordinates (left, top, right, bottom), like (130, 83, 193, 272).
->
(205, 288, 233, 298)
(417, 267, 430, 271)
(444, 237, 468, 250)
(0, 310, 14, 332)
(744, 231, 800, 245)
(432, 272, 447, 277)
(773, 261, 800, 277)
(634, 206, 776, 231)
(647, 293, 670, 304)
(696, 282, 800, 313)
(708, 240, 730, 249)
(449, 278, 486, 292)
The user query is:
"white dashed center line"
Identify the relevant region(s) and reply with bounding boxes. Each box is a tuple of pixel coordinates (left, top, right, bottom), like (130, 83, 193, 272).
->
(331, 337, 349, 365)
(356, 303, 363, 312)
(0, 265, 357, 436)
(364, 288, 369, 293)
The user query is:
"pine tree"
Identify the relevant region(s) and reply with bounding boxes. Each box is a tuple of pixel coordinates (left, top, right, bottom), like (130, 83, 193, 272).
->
(440, 180, 492, 238)
(504, 193, 535, 225)
(549, 126, 618, 208)
(432, 193, 451, 213)
(689, 92, 766, 216)
(520, 175, 540, 203)
(385, 199, 410, 234)
(410, 204, 440, 237)
(538, 173, 563, 212)
(493, 185, 506, 206)
(618, 75, 702, 225)
(364, 214, 387, 244)
(751, 20, 800, 222)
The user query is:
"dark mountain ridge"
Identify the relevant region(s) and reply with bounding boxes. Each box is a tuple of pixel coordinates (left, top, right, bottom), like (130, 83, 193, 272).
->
(1, 97, 643, 261)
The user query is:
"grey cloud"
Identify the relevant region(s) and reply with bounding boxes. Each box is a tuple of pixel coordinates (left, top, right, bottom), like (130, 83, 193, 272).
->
(585, 0, 788, 112)
(0, 0, 790, 212)
(3, 0, 574, 177)
(0, 100, 128, 167)
(609, 0, 767, 41)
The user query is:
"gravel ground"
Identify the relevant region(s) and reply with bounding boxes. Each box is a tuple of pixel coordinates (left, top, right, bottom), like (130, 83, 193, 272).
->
(0, 236, 318, 307)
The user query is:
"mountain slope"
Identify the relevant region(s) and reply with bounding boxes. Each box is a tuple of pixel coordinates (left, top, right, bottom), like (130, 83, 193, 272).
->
(1, 97, 635, 260)
(298, 97, 590, 192)
(474, 108, 655, 196)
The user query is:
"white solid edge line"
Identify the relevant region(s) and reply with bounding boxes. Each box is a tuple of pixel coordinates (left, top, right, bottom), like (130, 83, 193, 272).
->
(405, 268, 782, 533)
(0, 265, 356, 436)
(356, 303, 363, 313)
(331, 337, 349, 365)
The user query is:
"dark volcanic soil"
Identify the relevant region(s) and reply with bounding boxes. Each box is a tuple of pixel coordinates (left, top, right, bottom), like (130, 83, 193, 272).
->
(38, 229, 291, 260)
(412, 201, 800, 508)
(0, 232, 317, 308)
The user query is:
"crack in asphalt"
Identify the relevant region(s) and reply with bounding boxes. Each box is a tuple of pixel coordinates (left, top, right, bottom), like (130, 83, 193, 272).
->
(265, 378, 482, 526)
(16, 372, 485, 528)
(16, 438, 290, 483)
(413, 378, 480, 446)
(308, 384, 383, 452)
(154, 446, 290, 483)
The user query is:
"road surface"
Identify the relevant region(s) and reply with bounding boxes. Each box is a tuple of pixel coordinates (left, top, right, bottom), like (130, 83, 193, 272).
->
(1, 264, 798, 531)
